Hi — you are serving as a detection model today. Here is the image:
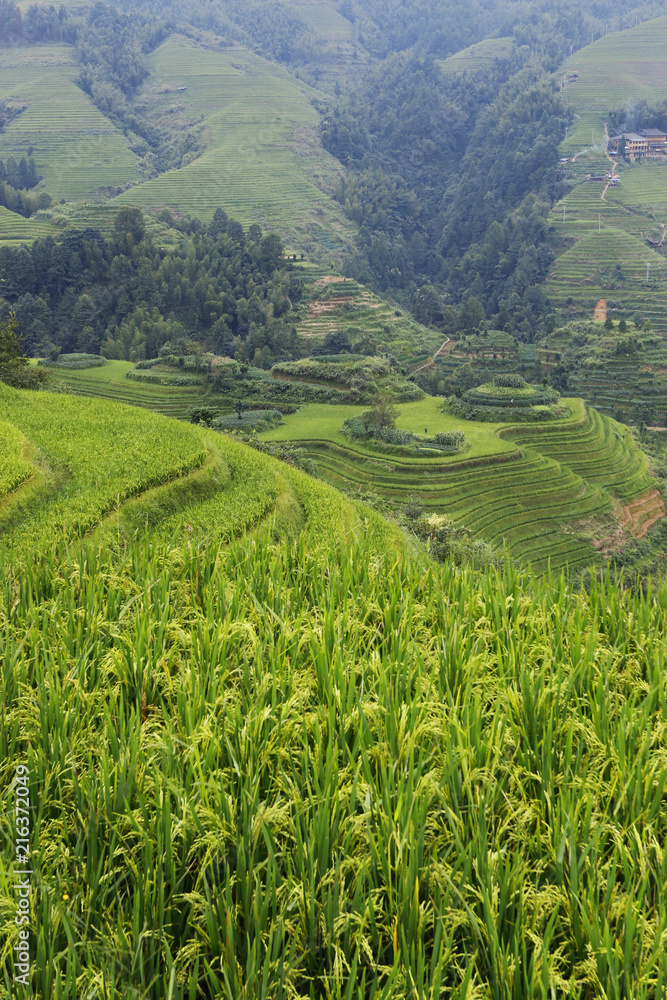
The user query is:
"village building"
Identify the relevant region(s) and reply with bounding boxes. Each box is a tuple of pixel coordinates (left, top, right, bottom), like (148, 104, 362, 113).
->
(609, 129, 667, 155)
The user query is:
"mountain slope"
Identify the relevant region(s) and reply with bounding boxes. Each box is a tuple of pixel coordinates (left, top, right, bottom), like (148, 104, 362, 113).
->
(0, 44, 143, 201)
(113, 35, 356, 255)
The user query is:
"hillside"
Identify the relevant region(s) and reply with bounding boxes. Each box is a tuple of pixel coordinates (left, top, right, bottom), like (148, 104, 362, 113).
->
(552, 16, 667, 328)
(0, 44, 143, 202)
(260, 396, 663, 573)
(114, 36, 356, 256)
(0, 33, 355, 259)
(3, 384, 667, 997)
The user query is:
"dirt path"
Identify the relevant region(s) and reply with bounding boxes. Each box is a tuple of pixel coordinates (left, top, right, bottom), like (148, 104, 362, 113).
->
(594, 299, 607, 322)
(601, 122, 618, 201)
(411, 338, 451, 375)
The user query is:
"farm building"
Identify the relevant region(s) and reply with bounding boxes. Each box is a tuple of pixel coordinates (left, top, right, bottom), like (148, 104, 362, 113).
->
(609, 129, 667, 154)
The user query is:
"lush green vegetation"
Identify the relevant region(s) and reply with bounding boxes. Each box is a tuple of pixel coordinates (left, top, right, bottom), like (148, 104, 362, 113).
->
(38, 359, 205, 419)
(261, 397, 661, 573)
(541, 319, 667, 426)
(3, 385, 667, 996)
(0, 206, 294, 360)
(113, 35, 354, 255)
(0, 44, 143, 203)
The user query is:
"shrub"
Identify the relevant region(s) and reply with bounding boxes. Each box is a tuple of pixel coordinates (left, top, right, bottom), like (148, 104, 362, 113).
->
(434, 431, 466, 448)
(341, 416, 370, 440)
(41, 353, 107, 370)
(493, 373, 526, 388)
(375, 426, 413, 445)
(214, 409, 284, 431)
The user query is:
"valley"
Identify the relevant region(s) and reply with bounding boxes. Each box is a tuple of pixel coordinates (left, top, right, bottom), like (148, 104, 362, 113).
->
(3, 2, 667, 996)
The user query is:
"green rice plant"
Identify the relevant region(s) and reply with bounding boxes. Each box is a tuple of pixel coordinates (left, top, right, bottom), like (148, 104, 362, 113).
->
(2, 509, 667, 997)
(1, 388, 667, 996)
(0, 419, 34, 500)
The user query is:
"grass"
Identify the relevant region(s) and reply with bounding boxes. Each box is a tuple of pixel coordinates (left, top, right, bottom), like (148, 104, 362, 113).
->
(44, 361, 207, 419)
(261, 397, 660, 573)
(114, 35, 355, 257)
(439, 36, 515, 74)
(2, 384, 667, 997)
(261, 398, 516, 459)
(0, 45, 142, 203)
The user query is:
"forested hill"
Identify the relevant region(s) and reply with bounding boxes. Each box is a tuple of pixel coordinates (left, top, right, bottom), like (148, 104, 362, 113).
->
(3, 0, 667, 338)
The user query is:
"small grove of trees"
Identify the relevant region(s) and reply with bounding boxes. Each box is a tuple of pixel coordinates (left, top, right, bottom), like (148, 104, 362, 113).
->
(1, 207, 296, 363)
(0, 157, 39, 190)
(0, 312, 45, 389)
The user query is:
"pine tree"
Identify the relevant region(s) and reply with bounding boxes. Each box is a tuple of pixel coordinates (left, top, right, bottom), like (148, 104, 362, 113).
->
(0, 313, 46, 389)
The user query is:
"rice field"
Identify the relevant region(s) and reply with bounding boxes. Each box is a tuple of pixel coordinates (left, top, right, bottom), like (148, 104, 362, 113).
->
(289, 0, 355, 39)
(550, 16, 667, 323)
(114, 36, 354, 255)
(439, 36, 515, 75)
(0, 419, 34, 500)
(0, 206, 57, 248)
(2, 383, 667, 998)
(260, 397, 659, 573)
(43, 361, 207, 419)
(0, 45, 142, 203)
(545, 227, 667, 331)
(558, 17, 667, 157)
(296, 277, 443, 363)
(0, 382, 208, 551)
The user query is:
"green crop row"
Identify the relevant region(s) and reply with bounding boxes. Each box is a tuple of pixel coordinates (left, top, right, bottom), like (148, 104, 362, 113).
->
(0, 419, 34, 501)
(3, 446, 667, 996)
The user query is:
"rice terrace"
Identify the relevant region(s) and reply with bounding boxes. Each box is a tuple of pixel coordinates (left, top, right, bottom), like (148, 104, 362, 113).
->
(3, 0, 667, 997)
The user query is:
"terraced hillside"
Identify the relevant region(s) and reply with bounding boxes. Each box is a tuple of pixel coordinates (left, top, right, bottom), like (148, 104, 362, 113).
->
(545, 227, 667, 332)
(0, 205, 57, 248)
(261, 398, 662, 573)
(0, 44, 142, 202)
(296, 276, 442, 363)
(540, 320, 667, 425)
(43, 360, 207, 420)
(5, 384, 667, 998)
(115, 36, 354, 256)
(439, 36, 515, 74)
(0, 380, 384, 563)
(550, 17, 667, 325)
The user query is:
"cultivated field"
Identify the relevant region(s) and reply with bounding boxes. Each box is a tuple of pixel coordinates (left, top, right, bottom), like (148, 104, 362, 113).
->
(296, 276, 443, 363)
(261, 397, 660, 573)
(0, 45, 142, 202)
(114, 36, 354, 256)
(0, 205, 57, 248)
(3, 384, 667, 997)
(545, 227, 667, 331)
(43, 360, 207, 419)
(439, 36, 515, 74)
(550, 16, 667, 323)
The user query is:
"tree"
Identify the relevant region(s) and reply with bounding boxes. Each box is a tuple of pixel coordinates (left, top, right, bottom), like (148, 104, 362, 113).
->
(236, 400, 244, 420)
(114, 206, 146, 244)
(458, 296, 485, 334)
(363, 396, 399, 430)
(0, 312, 46, 389)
